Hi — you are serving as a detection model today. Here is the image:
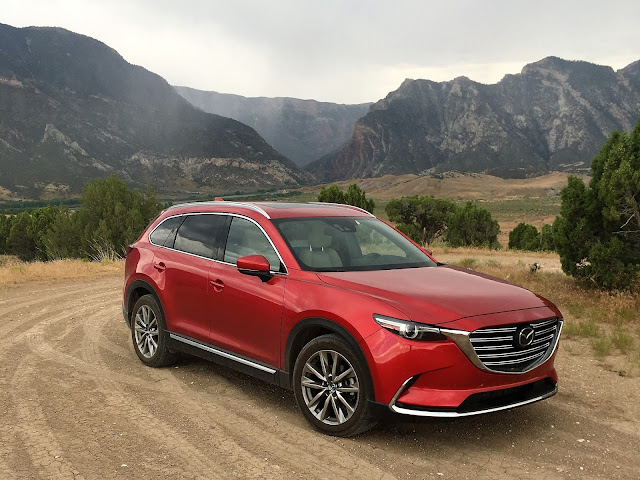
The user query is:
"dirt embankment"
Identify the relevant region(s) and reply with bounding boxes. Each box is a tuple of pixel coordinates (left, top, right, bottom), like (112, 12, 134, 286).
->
(0, 275, 638, 479)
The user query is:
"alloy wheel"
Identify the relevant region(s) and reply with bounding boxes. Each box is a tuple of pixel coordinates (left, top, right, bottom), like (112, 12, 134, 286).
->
(300, 349, 360, 425)
(134, 304, 159, 358)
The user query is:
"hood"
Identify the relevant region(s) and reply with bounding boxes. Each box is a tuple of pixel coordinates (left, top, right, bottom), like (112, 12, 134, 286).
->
(317, 265, 554, 326)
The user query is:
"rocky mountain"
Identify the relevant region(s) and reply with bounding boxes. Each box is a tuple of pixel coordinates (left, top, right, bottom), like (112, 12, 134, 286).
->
(174, 87, 371, 166)
(0, 23, 310, 198)
(308, 57, 640, 181)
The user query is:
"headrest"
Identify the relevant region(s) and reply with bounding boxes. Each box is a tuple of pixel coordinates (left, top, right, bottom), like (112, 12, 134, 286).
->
(308, 222, 333, 249)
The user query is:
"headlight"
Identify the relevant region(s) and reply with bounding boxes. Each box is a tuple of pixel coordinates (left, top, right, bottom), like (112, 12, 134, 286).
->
(373, 314, 447, 341)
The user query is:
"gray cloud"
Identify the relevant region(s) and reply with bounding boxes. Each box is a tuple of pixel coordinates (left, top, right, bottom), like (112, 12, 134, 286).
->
(4, 0, 640, 103)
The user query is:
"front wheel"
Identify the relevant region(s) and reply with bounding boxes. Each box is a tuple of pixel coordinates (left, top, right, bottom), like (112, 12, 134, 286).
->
(293, 334, 376, 436)
(131, 294, 177, 367)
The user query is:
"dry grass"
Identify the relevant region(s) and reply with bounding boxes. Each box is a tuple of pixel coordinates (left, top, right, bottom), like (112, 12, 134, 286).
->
(0, 257, 123, 285)
(301, 172, 585, 202)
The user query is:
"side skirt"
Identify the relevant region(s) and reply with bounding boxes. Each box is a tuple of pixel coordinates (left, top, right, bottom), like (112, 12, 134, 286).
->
(166, 332, 290, 387)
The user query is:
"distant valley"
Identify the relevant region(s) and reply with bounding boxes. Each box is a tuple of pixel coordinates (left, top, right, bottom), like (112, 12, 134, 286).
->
(174, 87, 370, 166)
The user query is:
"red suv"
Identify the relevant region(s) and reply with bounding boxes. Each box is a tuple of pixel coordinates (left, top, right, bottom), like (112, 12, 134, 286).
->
(123, 201, 562, 436)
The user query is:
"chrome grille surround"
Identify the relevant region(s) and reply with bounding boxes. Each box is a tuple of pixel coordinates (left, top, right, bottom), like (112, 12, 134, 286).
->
(440, 318, 563, 375)
(470, 318, 562, 373)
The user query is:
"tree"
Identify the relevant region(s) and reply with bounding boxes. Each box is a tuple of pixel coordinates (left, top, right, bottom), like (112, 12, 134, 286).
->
(539, 224, 555, 251)
(508, 222, 540, 251)
(318, 185, 345, 204)
(5, 206, 61, 261)
(317, 183, 375, 213)
(42, 206, 84, 259)
(73, 176, 162, 258)
(0, 214, 15, 254)
(554, 117, 640, 289)
(385, 196, 457, 246)
(445, 201, 500, 248)
(6, 212, 36, 261)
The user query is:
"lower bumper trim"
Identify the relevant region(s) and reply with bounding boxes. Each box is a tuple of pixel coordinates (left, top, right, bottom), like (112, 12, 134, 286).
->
(389, 382, 557, 418)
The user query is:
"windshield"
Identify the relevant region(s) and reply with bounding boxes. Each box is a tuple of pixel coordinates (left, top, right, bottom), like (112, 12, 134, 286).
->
(273, 217, 436, 272)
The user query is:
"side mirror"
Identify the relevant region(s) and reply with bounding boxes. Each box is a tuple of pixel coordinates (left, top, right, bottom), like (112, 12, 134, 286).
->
(237, 255, 273, 282)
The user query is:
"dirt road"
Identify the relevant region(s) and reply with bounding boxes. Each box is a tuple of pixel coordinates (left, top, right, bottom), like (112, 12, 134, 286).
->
(0, 275, 638, 479)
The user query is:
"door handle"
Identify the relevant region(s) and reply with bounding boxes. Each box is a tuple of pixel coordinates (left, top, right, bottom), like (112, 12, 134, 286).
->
(209, 279, 225, 292)
(153, 262, 166, 272)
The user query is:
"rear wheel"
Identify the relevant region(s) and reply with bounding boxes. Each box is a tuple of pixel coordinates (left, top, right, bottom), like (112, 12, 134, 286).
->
(131, 294, 177, 367)
(293, 334, 376, 436)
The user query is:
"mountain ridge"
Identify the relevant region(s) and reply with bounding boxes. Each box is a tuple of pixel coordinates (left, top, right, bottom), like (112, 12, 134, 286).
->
(307, 56, 640, 181)
(0, 23, 310, 198)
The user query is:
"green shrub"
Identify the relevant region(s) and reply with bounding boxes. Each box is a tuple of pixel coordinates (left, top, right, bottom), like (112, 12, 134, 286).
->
(1, 176, 161, 261)
(385, 196, 457, 246)
(318, 183, 375, 213)
(554, 118, 640, 290)
(445, 201, 500, 249)
(508, 222, 540, 250)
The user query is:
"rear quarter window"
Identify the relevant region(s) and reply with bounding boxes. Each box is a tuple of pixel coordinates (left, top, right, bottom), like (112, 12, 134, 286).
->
(149, 216, 182, 247)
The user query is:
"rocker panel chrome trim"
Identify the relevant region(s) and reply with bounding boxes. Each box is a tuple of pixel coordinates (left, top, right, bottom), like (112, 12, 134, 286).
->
(169, 333, 277, 374)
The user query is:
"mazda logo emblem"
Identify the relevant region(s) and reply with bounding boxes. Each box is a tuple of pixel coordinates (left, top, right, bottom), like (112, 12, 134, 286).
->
(517, 326, 535, 348)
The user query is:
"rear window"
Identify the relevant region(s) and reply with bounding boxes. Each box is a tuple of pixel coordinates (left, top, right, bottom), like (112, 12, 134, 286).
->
(174, 215, 225, 259)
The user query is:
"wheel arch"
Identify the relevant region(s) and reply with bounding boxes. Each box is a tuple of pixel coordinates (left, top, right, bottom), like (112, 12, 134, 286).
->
(283, 317, 375, 399)
(125, 279, 165, 328)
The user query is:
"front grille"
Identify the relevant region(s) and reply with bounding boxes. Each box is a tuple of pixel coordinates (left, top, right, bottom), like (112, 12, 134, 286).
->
(469, 318, 561, 373)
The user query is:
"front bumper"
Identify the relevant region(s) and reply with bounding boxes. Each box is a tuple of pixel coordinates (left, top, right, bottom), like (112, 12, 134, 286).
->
(361, 316, 561, 416)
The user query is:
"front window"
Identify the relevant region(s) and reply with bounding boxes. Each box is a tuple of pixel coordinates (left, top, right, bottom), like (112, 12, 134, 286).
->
(223, 217, 282, 272)
(273, 217, 436, 271)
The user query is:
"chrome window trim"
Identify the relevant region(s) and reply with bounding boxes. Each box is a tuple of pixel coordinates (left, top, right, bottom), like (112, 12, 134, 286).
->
(148, 212, 288, 275)
(167, 201, 271, 219)
(169, 333, 277, 374)
(388, 384, 557, 418)
(440, 319, 563, 375)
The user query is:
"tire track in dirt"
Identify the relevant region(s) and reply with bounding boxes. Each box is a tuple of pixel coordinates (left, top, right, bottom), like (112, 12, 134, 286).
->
(1, 275, 639, 479)
(157, 370, 399, 480)
(80, 310, 250, 479)
(0, 282, 114, 340)
(0, 286, 120, 479)
(8, 362, 84, 479)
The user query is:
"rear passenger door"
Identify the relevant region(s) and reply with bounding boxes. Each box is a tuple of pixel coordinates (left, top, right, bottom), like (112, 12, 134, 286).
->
(207, 216, 286, 367)
(154, 214, 227, 342)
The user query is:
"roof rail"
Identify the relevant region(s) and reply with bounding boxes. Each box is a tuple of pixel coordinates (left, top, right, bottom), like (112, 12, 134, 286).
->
(308, 202, 375, 217)
(167, 201, 271, 219)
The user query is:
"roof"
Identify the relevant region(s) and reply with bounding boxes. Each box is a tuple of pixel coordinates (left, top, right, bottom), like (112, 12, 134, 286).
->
(166, 201, 375, 219)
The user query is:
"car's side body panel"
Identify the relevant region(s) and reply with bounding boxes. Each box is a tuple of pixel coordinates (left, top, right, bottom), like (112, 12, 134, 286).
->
(206, 261, 286, 366)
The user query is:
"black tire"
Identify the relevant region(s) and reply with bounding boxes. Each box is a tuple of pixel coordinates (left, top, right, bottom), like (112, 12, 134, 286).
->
(293, 334, 377, 436)
(130, 294, 177, 367)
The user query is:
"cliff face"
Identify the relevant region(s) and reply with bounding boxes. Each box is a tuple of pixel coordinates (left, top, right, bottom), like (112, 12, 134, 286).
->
(175, 86, 371, 166)
(0, 23, 310, 197)
(308, 57, 640, 181)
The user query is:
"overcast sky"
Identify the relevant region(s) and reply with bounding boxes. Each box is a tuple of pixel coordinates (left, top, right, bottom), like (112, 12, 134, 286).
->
(4, 0, 640, 104)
